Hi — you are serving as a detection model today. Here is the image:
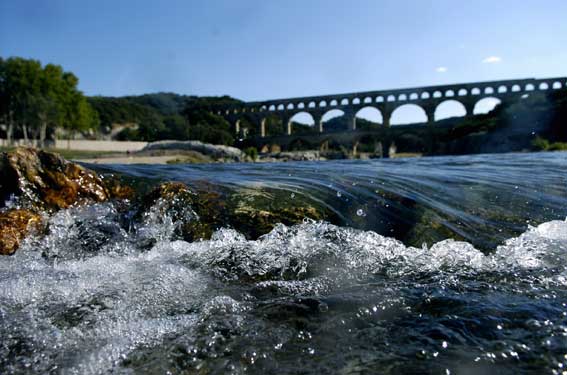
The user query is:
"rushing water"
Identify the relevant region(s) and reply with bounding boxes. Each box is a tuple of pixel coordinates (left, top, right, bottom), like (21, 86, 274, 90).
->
(1, 152, 567, 374)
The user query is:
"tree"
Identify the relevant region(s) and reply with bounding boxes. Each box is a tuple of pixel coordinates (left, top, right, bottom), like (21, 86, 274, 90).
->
(0, 58, 43, 143)
(0, 57, 99, 147)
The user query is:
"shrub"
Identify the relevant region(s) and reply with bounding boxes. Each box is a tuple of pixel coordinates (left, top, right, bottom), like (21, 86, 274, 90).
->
(244, 147, 258, 161)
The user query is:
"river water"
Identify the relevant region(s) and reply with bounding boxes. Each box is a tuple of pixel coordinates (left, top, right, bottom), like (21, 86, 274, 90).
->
(1, 152, 567, 374)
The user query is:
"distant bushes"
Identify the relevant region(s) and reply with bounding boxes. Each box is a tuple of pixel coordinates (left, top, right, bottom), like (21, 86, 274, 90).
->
(532, 136, 567, 151)
(243, 147, 258, 160)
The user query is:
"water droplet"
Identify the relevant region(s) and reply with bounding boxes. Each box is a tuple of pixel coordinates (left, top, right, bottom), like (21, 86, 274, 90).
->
(356, 209, 366, 217)
(442, 341, 448, 348)
(336, 191, 342, 197)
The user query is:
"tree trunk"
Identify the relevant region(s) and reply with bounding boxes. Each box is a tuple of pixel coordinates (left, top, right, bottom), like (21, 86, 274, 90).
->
(22, 123, 29, 144)
(7, 111, 14, 146)
(40, 121, 47, 149)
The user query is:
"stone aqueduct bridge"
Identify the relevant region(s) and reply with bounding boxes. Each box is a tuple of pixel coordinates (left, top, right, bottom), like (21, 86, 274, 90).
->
(213, 78, 567, 141)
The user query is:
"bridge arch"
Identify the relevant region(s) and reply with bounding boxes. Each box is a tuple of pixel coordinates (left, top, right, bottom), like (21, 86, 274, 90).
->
(387, 95, 396, 102)
(458, 89, 468, 96)
(287, 103, 295, 110)
(260, 114, 285, 137)
(319, 100, 328, 107)
(421, 92, 430, 99)
(525, 83, 535, 91)
(471, 87, 481, 95)
(355, 106, 383, 128)
(552, 81, 563, 89)
(277, 104, 285, 110)
(330, 99, 338, 106)
(498, 85, 507, 93)
(539, 82, 549, 90)
(511, 84, 521, 92)
(363, 96, 373, 104)
(288, 111, 316, 135)
(322, 109, 346, 131)
(376, 96, 384, 102)
(445, 89, 455, 97)
(340, 98, 349, 105)
(352, 97, 361, 105)
(390, 104, 428, 125)
(409, 93, 419, 100)
(234, 114, 259, 138)
(473, 97, 502, 115)
(484, 87, 495, 94)
(433, 91, 442, 98)
(308, 101, 316, 108)
(434, 100, 467, 121)
(297, 102, 305, 109)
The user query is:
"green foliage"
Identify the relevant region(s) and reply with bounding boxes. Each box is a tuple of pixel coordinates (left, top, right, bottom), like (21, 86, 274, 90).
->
(244, 147, 258, 160)
(532, 136, 567, 151)
(123, 92, 194, 115)
(89, 93, 240, 145)
(532, 136, 550, 150)
(0, 56, 98, 144)
(182, 97, 240, 145)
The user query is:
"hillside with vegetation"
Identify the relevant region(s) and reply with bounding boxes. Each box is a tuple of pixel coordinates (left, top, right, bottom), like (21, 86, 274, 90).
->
(88, 94, 241, 144)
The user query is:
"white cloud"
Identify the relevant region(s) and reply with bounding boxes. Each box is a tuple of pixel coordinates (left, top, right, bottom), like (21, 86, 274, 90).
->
(436, 66, 448, 73)
(482, 56, 502, 64)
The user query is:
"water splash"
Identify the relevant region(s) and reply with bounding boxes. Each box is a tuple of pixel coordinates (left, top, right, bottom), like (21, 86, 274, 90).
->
(1, 198, 566, 373)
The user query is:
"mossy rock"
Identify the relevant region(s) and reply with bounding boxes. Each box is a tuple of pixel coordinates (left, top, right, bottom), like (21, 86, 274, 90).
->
(225, 188, 330, 239)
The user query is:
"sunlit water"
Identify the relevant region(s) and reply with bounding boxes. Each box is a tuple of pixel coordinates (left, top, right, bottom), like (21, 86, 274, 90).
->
(1, 152, 567, 374)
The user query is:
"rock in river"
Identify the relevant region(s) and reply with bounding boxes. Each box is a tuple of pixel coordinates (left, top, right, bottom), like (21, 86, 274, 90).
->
(0, 147, 109, 210)
(0, 209, 43, 255)
(0, 147, 131, 255)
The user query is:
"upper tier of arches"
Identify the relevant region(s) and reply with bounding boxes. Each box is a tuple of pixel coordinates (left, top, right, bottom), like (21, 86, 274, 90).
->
(216, 78, 566, 116)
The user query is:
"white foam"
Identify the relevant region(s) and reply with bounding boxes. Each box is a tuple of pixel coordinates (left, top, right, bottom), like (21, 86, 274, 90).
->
(2, 204, 566, 373)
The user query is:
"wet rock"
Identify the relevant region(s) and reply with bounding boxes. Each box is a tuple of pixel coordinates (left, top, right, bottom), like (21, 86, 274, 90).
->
(135, 182, 216, 242)
(102, 175, 136, 201)
(136, 182, 332, 242)
(226, 188, 329, 239)
(0, 209, 43, 255)
(0, 147, 109, 210)
(0, 148, 135, 255)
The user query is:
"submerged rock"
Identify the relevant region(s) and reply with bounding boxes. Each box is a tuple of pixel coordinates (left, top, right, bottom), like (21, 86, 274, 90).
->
(135, 182, 331, 242)
(135, 182, 215, 242)
(0, 209, 43, 255)
(227, 188, 327, 239)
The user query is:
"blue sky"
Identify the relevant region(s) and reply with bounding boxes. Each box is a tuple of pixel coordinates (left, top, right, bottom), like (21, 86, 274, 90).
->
(1, 0, 566, 124)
